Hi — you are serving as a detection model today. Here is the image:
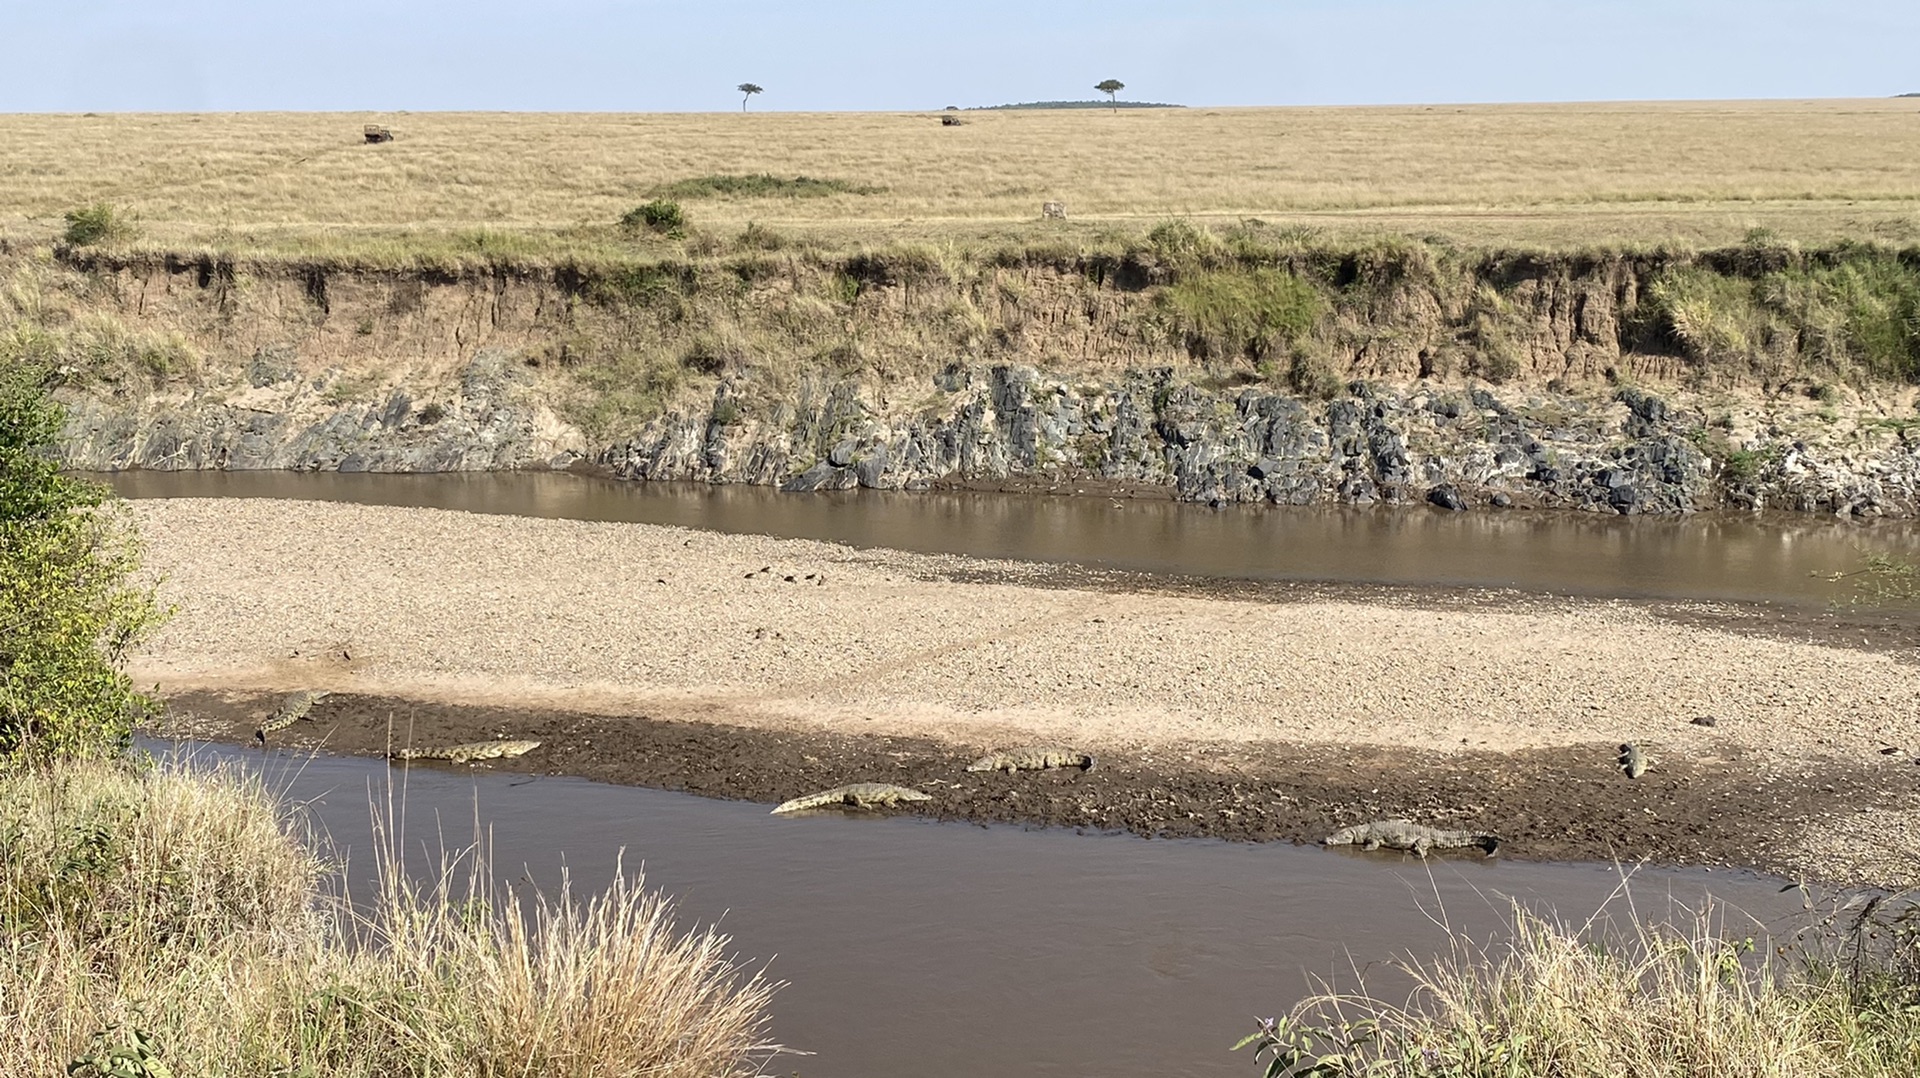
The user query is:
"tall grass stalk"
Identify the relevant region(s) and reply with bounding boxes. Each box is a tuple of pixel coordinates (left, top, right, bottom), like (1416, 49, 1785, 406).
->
(0, 755, 780, 1077)
(1242, 873, 1920, 1077)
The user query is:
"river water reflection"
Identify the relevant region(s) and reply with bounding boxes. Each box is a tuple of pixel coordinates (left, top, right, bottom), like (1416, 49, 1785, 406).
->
(103, 470, 1920, 607)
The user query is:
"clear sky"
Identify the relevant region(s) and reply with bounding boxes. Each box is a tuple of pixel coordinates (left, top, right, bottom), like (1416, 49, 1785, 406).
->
(2, 1, 1915, 112)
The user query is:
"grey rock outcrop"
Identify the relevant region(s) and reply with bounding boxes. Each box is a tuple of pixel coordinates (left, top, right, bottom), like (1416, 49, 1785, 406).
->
(56, 354, 1920, 518)
(597, 366, 1917, 516)
(59, 350, 567, 473)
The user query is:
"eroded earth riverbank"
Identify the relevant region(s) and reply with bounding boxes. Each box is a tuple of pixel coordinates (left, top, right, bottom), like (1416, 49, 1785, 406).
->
(129, 497, 1920, 889)
(153, 689, 1911, 887)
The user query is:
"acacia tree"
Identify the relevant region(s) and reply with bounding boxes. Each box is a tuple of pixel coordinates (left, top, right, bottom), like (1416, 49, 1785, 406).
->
(1095, 79, 1125, 113)
(738, 83, 763, 111)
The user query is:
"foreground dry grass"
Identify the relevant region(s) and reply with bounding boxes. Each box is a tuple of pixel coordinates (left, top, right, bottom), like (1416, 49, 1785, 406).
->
(1254, 884, 1920, 1078)
(5, 100, 1920, 256)
(0, 757, 776, 1077)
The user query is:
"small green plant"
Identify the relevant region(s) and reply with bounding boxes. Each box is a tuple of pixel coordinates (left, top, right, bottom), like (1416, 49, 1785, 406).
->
(828, 272, 861, 306)
(68, 1026, 175, 1078)
(1232, 1014, 1376, 1078)
(1720, 445, 1777, 485)
(62, 203, 138, 247)
(620, 200, 686, 235)
(1820, 552, 1919, 607)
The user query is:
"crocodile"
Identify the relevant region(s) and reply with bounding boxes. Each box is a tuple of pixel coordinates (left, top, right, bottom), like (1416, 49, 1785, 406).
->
(253, 690, 331, 744)
(1322, 819, 1500, 857)
(391, 740, 542, 764)
(965, 746, 1096, 773)
(1618, 743, 1647, 780)
(770, 783, 933, 815)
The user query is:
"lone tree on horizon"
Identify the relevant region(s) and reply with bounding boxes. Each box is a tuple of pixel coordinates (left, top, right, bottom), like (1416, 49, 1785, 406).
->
(1095, 79, 1125, 113)
(738, 83, 763, 111)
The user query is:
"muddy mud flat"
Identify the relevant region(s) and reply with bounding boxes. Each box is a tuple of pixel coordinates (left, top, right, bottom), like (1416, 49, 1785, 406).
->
(155, 690, 1917, 886)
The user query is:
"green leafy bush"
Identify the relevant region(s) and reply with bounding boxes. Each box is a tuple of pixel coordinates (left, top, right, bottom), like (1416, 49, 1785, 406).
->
(620, 200, 686, 235)
(62, 204, 138, 247)
(0, 365, 166, 764)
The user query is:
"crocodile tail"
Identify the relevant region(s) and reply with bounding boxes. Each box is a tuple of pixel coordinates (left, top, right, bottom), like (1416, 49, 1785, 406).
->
(771, 793, 828, 815)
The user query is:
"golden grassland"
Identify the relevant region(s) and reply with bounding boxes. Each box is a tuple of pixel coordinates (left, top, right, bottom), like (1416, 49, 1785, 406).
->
(4, 99, 1920, 260)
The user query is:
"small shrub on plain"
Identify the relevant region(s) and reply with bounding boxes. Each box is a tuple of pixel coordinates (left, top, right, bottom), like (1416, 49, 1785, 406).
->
(621, 200, 686, 236)
(62, 203, 138, 247)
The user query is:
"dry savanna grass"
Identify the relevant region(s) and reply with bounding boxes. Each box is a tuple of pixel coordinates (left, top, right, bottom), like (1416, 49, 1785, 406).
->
(3, 100, 1920, 260)
(0, 756, 778, 1078)
(1251, 881, 1920, 1078)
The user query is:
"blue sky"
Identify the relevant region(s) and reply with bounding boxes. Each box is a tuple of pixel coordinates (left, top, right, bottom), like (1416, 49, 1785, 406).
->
(2, 1, 1915, 111)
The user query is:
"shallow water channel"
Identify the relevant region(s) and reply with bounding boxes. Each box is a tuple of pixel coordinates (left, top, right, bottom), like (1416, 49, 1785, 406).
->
(160, 740, 1811, 1078)
(104, 469, 1920, 606)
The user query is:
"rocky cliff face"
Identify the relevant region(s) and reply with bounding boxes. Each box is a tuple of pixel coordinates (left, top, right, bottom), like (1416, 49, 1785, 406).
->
(599, 365, 1920, 518)
(58, 351, 576, 474)
(28, 246, 1920, 516)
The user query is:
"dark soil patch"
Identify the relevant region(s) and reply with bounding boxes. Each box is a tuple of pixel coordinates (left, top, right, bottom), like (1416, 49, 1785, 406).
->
(156, 690, 1914, 884)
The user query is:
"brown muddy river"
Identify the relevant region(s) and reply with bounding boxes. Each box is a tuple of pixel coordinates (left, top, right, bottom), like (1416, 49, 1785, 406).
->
(161, 740, 1814, 1078)
(103, 470, 1920, 606)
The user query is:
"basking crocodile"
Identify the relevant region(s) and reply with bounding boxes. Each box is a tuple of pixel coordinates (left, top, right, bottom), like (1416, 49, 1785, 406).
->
(1617, 743, 1647, 780)
(770, 783, 933, 815)
(966, 746, 1096, 773)
(1322, 819, 1500, 857)
(253, 690, 331, 744)
(391, 740, 542, 764)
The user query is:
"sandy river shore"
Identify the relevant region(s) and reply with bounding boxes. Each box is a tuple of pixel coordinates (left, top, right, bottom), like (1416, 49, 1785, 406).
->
(128, 498, 1920, 886)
